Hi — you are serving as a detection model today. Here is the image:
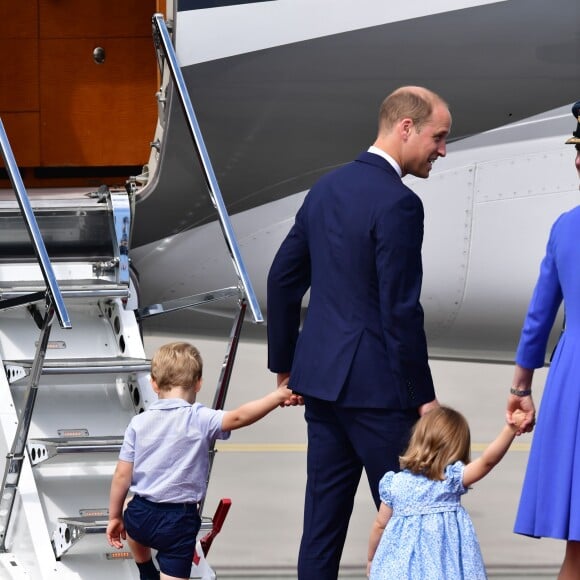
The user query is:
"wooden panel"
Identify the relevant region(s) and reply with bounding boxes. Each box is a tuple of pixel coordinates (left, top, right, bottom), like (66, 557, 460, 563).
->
(0, 4, 41, 170)
(0, 39, 39, 112)
(157, 0, 167, 18)
(0, 2, 38, 38)
(40, 0, 157, 38)
(39, 37, 157, 167)
(0, 113, 41, 168)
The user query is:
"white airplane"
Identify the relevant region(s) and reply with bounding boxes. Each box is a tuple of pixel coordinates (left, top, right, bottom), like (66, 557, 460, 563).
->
(133, 104, 578, 362)
(132, 0, 580, 362)
(0, 0, 576, 578)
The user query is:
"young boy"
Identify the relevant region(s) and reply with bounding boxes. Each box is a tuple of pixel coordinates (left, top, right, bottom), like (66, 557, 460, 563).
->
(106, 341, 292, 580)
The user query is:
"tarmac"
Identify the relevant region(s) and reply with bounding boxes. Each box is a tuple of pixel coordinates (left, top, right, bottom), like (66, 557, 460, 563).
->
(143, 322, 563, 579)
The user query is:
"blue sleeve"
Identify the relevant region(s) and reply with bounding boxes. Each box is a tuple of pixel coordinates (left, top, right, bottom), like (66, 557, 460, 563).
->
(516, 218, 563, 369)
(119, 423, 136, 463)
(374, 191, 434, 403)
(196, 405, 231, 442)
(378, 471, 395, 506)
(267, 198, 312, 373)
(445, 461, 467, 495)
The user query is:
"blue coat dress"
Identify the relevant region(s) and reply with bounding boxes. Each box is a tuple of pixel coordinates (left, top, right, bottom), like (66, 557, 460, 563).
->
(514, 205, 580, 540)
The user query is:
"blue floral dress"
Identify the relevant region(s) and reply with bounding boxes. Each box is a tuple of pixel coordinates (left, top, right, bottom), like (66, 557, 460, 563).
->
(369, 461, 486, 579)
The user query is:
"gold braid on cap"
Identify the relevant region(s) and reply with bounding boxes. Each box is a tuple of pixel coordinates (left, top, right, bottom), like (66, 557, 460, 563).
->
(565, 100, 580, 144)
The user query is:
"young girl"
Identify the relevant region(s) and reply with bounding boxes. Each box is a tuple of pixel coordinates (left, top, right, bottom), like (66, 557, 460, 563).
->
(367, 405, 524, 579)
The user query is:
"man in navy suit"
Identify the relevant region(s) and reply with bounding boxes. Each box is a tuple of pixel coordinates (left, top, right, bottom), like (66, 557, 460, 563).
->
(267, 86, 450, 579)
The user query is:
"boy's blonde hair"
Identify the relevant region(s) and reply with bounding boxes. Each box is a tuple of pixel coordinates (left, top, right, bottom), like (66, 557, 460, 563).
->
(399, 406, 471, 480)
(150, 342, 203, 391)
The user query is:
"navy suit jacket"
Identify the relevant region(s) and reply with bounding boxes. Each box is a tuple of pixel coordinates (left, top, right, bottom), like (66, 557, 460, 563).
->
(267, 152, 435, 409)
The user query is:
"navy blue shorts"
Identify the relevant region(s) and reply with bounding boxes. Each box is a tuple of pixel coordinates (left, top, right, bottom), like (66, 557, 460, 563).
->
(124, 494, 201, 578)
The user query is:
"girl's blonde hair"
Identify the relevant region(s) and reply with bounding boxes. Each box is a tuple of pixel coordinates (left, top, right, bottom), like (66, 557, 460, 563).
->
(399, 406, 471, 480)
(150, 342, 203, 391)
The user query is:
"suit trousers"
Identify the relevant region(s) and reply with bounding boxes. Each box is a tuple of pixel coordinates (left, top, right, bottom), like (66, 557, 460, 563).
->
(297, 396, 418, 580)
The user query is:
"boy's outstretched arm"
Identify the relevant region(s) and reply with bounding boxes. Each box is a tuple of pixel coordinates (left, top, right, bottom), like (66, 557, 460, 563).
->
(221, 386, 293, 431)
(106, 460, 133, 549)
(463, 410, 525, 488)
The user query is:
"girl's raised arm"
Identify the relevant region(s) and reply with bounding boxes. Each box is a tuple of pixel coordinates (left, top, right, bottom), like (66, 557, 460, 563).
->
(462, 412, 523, 488)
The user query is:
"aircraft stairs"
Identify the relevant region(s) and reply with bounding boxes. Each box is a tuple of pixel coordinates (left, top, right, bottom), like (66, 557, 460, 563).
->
(0, 164, 155, 577)
(0, 15, 263, 578)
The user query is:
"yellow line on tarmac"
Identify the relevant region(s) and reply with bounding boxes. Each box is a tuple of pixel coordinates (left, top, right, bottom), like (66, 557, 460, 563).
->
(215, 442, 531, 453)
(472, 441, 531, 452)
(215, 442, 307, 452)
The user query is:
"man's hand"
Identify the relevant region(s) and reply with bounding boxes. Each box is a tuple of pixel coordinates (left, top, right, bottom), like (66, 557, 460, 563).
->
(277, 372, 304, 406)
(418, 398, 440, 416)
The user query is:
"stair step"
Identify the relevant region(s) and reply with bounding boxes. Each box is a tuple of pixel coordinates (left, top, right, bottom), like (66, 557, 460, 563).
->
(5, 357, 150, 383)
(53, 511, 213, 558)
(0, 188, 116, 262)
(0, 279, 129, 300)
(28, 436, 124, 465)
(0, 554, 31, 579)
(53, 514, 109, 558)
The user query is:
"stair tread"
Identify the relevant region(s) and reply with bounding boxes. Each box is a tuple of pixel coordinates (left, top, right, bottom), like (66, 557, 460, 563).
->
(29, 436, 123, 445)
(7, 357, 149, 367)
(58, 514, 213, 532)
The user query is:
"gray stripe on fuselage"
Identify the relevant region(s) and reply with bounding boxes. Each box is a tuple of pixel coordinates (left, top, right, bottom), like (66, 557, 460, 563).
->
(133, 0, 579, 247)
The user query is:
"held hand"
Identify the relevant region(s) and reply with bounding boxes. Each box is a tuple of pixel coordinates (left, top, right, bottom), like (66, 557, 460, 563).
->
(281, 393, 304, 407)
(276, 385, 293, 401)
(506, 394, 536, 435)
(276, 373, 304, 406)
(510, 409, 527, 429)
(106, 517, 126, 549)
(278, 387, 304, 407)
(417, 398, 440, 416)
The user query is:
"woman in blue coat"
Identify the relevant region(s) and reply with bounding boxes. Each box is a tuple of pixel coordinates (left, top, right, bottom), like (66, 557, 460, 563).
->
(507, 101, 580, 580)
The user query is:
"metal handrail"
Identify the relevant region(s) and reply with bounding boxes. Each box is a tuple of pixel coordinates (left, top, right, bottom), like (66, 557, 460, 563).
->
(0, 303, 55, 550)
(136, 286, 241, 321)
(0, 119, 71, 329)
(200, 299, 247, 515)
(151, 14, 263, 324)
(0, 119, 71, 551)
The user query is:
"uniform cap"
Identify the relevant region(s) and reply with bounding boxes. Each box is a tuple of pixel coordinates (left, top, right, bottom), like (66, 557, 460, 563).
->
(565, 100, 580, 145)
